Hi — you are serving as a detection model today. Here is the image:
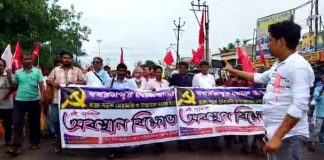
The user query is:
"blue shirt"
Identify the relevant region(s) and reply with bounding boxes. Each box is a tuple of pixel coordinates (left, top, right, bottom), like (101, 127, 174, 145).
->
(96, 69, 110, 85)
(313, 85, 324, 118)
(169, 73, 193, 87)
(315, 81, 323, 88)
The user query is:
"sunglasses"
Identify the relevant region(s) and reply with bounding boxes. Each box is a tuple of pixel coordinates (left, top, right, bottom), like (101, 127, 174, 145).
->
(93, 61, 101, 64)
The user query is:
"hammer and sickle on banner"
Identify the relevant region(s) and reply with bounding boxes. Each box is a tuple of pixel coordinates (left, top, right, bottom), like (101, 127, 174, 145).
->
(61, 88, 86, 109)
(177, 89, 196, 106)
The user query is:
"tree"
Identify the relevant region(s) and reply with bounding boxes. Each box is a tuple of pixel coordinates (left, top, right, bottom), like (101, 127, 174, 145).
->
(0, 2, 3, 11)
(242, 39, 251, 46)
(227, 43, 236, 51)
(218, 47, 229, 53)
(235, 39, 241, 45)
(0, 0, 91, 69)
(144, 60, 157, 69)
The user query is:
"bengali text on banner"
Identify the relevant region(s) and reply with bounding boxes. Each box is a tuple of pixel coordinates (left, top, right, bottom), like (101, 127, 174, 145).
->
(59, 87, 265, 148)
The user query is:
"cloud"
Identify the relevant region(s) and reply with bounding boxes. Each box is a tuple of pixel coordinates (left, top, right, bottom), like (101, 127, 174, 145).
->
(57, 0, 321, 70)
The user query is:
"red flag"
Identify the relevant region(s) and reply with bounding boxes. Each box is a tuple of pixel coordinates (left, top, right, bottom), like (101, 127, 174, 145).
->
(163, 50, 174, 65)
(257, 41, 266, 64)
(191, 46, 204, 65)
(190, 49, 198, 64)
(196, 46, 203, 62)
(31, 42, 41, 63)
(12, 41, 23, 72)
(120, 47, 124, 64)
(198, 9, 205, 46)
(237, 45, 254, 73)
(237, 45, 255, 86)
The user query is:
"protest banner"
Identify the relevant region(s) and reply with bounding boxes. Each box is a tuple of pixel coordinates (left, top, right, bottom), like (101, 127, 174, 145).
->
(59, 87, 265, 148)
(176, 87, 264, 140)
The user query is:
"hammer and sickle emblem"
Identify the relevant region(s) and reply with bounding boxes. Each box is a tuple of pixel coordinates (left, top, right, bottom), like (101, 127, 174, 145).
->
(61, 88, 86, 109)
(177, 89, 196, 106)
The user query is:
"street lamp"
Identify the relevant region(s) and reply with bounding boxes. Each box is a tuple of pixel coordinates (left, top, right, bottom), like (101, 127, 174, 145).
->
(96, 39, 102, 57)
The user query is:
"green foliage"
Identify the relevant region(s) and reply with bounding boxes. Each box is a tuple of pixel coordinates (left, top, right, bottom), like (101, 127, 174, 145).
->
(242, 39, 251, 45)
(0, 0, 91, 69)
(235, 39, 240, 45)
(227, 43, 235, 51)
(144, 60, 157, 69)
(220, 38, 249, 53)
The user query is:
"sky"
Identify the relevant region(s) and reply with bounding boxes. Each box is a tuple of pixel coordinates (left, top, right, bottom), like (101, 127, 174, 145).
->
(57, 0, 323, 70)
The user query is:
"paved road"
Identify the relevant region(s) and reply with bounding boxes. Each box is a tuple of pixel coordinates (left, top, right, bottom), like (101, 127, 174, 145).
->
(0, 139, 323, 160)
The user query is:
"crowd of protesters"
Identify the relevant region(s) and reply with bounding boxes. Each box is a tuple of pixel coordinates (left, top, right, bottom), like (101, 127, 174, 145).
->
(0, 20, 323, 160)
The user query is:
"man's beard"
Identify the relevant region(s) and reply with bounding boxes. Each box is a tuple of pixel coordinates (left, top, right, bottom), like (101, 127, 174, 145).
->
(24, 63, 32, 67)
(63, 63, 72, 67)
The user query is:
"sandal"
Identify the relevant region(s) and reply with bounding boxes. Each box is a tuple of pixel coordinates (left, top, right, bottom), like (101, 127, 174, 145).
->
(52, 142, 62, 153)
(31, 144, 40, 150)
(6, 148, 21, 156)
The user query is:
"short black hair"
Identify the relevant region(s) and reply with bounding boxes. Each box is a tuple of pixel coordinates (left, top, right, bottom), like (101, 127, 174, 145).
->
(104, 65, 110, 70)
(93, 57, 103, 63)
(117, 63, 127, 71)
(199, 61, 209, 67)
(0, 59, 6, 68)
(143, 65, 152, 70)
(154, 65, 163, 72)
(59, 50, 74, 58)
(178, 61, 189, 69)
(268, 20, 301, 50)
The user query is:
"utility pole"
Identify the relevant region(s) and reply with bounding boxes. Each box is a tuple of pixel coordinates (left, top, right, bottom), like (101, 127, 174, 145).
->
(191, 0, 210, 64)
(173, 17, 185, 65)
(315, 0, 319, 35)
(314, 0, 319, 51)
(251, 29, 256, 60)
(96, 39, 102, 57)
(309, 0, 314, 33)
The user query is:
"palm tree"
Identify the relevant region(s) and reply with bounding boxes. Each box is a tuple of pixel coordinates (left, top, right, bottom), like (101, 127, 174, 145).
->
(235, 39, 241, 45)
(227, 43, 236, 51)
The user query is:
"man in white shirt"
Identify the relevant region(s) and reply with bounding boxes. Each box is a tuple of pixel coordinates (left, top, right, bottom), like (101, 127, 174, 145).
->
(106, 63, 135, 90)
(131, 67, 150, 91)
(192, 61, 221, 151)
(192, 61, 215, 88)
(225, 21, 314, 160)
(86, 57, 110, 88)
(148, 65, 169, 91)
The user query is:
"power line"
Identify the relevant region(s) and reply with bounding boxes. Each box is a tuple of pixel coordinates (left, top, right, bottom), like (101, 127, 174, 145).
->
(294, 0, 312, 10)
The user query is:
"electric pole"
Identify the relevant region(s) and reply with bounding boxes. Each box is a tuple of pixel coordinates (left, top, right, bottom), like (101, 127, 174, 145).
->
(173, 17, 185, 65)
(191, 0, 210, 64)
(96, 39, 102, 57)
(315, 0, 319, 35)
(314, 0, 319, 51)
(309, 0, 314, 33)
